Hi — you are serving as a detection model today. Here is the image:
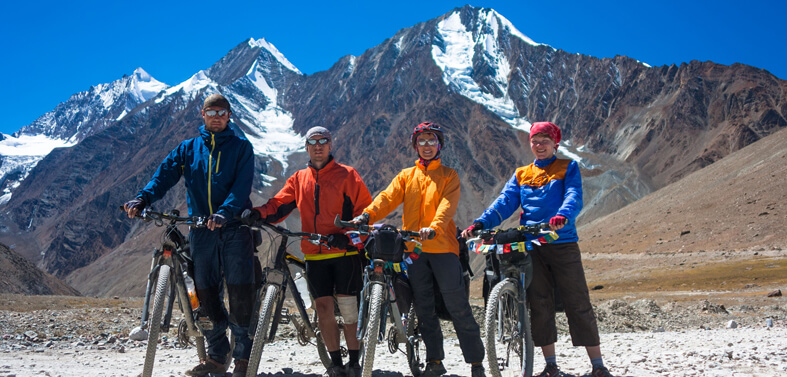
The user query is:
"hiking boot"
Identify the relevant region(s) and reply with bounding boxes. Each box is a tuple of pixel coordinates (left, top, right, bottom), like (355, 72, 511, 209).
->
(344, 362, 361, 377)
(185, 359, 225, 377)
(536, 363, 562, 377)
(471, 364, 486, 377)
(420, 361, 447, 377)
(324, 364, 347, 377)
(591, 366, 613, 377)
(231, 359, 248, 377)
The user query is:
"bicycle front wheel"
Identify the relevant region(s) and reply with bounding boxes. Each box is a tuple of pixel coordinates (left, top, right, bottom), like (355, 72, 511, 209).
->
(361, 284, 383, 377)
(246, 284, 280, 377)
(485, 279, 533, 377)
(405, 304, 426, 377)
(142, 264, 170, 377)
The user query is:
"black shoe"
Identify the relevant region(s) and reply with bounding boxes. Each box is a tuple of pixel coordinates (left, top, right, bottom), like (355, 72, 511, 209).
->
(324, 364, 347, 377)
(471, 364, 486, 377)
(185, 359, 225, 377)
(421, 361, 447, 377)
(231, 359, 249, 377)
(536, 363, 562, 377)
(344, 362, 361, 377)
(591, 366, 613, 377)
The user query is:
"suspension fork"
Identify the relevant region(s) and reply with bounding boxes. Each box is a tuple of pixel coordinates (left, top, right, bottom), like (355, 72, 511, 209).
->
(517, 270, 527, 336)
(140, 252, 164, 328)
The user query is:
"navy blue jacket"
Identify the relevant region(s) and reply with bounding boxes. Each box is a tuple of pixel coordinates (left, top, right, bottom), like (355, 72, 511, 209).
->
(137, 125, 254, 220)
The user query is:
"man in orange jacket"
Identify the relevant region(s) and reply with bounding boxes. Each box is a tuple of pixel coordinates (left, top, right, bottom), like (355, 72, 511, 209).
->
(351, 122, 486, 377)
(241, 126, 372, 377)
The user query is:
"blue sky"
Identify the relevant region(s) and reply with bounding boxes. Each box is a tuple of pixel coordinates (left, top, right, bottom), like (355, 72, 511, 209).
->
(2, 0, 785, 136)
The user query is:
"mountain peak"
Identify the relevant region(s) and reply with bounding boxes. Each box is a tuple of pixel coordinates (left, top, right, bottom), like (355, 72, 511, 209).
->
(248, 37, 301, 74)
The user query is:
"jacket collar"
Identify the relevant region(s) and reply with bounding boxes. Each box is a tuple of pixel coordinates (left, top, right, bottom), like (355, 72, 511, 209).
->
(200, 125, 236, 146)
(308, 155, 335, 172)
(415, 157, 443, 171)
(534, 155, 557, 168)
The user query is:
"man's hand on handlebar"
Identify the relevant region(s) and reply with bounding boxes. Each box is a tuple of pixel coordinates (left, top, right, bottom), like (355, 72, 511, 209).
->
(207, 213, 226, 231)
(123, 198, 146, 219)
(240, 208, 261, 226)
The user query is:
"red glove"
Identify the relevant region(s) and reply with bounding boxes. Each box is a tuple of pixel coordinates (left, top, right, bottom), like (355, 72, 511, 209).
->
(549, 215, 567, 227)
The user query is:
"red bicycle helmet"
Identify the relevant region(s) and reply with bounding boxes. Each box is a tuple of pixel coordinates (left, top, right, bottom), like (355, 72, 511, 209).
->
(410, 122, 444, 149)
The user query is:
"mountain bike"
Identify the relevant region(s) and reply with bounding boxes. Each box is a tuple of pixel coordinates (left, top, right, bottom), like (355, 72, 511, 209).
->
(466, 224, 557, 377)
(334, 215, 431, 377)
(123, 208, 220, 377)
(244, 221, 332, 377)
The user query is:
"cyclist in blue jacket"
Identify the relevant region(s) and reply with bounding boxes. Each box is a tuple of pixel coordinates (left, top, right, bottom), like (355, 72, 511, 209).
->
(461, 122, 612, 377)
(124, 94, 255, 377)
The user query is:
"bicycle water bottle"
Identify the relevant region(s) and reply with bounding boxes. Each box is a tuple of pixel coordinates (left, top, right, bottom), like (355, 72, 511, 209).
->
(294, 272, 312, 309)
(182, 264, 200, 310)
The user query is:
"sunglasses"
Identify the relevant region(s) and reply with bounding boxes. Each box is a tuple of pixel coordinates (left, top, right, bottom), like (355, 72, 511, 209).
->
(306, 138, 330, 145)
(204, 109, 228, 117)
(417, 139, 439, 146)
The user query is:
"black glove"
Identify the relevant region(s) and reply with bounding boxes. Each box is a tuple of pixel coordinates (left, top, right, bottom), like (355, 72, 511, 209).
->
(493, 228, 527, 244)
(124, 197, 146, 212)
(352, 212, 370, 226)
(208, 213, 227, 226)
(240, 209, 261, 225)
(327, 233, 350, 250)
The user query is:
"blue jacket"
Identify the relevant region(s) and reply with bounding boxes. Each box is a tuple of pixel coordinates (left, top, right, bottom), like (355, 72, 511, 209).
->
(137, 125, 254, 220)
(474, 156, 583, 243)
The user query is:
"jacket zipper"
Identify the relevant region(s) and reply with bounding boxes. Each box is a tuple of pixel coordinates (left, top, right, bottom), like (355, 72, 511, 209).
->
(208, 134, 215, 214)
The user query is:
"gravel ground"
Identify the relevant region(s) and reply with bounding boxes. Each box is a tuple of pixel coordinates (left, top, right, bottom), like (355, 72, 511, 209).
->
(0, 294, 785, 376)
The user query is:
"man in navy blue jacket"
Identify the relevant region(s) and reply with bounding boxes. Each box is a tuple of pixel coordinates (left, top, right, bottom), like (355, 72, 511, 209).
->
(124, 93, 255, 377)
(462, 122, 611, 377)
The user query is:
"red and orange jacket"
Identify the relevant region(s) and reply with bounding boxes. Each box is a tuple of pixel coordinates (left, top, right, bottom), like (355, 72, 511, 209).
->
(363, 158, 460, 255)
(253, 157, 372, 259)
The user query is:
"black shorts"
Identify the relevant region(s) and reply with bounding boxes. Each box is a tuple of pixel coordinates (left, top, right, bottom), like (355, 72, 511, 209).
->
(305, 253, 365, 298)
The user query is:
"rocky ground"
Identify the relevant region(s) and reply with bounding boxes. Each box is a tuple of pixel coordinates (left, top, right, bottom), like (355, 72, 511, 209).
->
(1, 291, 786, 377)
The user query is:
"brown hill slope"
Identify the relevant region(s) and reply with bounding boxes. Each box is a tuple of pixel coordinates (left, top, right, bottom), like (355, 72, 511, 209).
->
(0, 243, 80, 295)
(577, 126, 787, 293)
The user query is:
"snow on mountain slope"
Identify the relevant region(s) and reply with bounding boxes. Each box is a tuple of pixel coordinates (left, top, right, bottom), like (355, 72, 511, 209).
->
(0, 135, 77, 204)
(432, 9, 536, 129)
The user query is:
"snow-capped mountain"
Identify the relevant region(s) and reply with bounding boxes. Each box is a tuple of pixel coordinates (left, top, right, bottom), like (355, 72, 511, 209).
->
(0, 5, 785, 297)
(0, 68, 167, 204)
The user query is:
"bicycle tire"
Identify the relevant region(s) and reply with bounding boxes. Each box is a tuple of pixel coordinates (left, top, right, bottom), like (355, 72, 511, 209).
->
(246, 284, 280, 377)
(141, 264, 170, 377)
(312, 309, 333, 369)
(485, 279, 534, 377)
(361, 284, 383, 377)
(405, 304, 426, 377)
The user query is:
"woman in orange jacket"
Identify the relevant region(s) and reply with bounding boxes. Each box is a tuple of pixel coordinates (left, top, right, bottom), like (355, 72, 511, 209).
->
(352, 122, 486, 377)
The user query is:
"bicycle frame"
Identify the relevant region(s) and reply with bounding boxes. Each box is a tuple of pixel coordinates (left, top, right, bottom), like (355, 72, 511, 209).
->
(245, 222, 332, 377)
(125, 208, 209, 377)
(469, 223, 555, 377)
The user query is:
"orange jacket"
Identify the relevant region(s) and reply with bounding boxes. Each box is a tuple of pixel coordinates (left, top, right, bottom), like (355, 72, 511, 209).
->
(364, 158, 460, 255)
(254, 157, 372, 258)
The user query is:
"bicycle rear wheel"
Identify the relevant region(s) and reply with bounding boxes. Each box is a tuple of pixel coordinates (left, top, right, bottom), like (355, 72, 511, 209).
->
(361, 284, 383, 377)
(405, 304, 426, 377)
(246, 284, 280, 377)
(311, 309, 332, 369)
(141, 264, 170, 377)
(485, 279, 533, 377)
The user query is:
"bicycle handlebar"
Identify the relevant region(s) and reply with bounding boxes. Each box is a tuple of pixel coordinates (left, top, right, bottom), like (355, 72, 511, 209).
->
(333, 215, 433, 242)
(249, 221, 329, 244)
(466, 223, 551, 245)
(118, 206, 207, 227)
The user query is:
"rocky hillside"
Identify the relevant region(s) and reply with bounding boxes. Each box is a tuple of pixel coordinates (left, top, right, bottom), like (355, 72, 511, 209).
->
(0, 243, 79, 295)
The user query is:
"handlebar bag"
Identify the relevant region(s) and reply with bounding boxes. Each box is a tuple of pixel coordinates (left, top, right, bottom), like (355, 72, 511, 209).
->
(365, 225, 406, 262)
